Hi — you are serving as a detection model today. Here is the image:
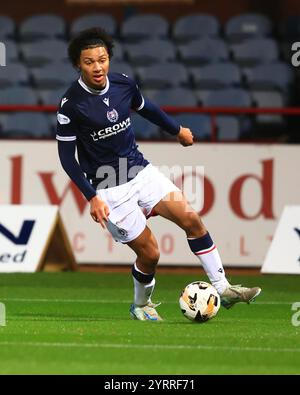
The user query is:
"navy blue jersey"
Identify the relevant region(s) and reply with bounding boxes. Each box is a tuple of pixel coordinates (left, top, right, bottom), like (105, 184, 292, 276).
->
(56, 73, 149, 185)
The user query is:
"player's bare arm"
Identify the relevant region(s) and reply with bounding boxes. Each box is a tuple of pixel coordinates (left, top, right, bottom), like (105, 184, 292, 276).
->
(177, 126, 194, 146)
(90, 195, 110, 228)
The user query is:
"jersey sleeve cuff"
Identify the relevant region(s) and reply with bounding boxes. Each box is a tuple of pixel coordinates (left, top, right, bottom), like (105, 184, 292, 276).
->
(56, 135, 77, 142)
(135, 96, 145, 111)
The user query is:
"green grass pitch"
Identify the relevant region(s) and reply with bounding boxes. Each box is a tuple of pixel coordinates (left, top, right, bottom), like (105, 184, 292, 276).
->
(0, 272, 299, 375)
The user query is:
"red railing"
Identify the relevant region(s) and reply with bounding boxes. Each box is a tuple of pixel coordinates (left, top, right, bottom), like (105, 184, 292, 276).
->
(1, 105, 300, 142)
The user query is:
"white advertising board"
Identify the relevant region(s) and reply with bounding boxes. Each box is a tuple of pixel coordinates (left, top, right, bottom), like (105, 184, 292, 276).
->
(0, 142, 299, 266)
(261, 206, 300, 274)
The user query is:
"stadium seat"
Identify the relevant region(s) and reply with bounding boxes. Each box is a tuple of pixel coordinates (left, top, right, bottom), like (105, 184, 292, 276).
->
(19, 14, 66, 42)
(38, 87, 69, 105)
(70, 13, 117, 37)
(21, 40, 68, 67)
(251, 90, 285, 127)
(125, 39, 176, 66)
(189, 63, 242, 89)
(230, 38, 279, 66)
(0, 63, 30, 88)
(0, 87, 39, 105)
(178, 38, 229, 65)
(173, 113, 211, 140)
(121, 14, 169, 42)
(3, 40, 20, 63)
(0, 114, 7, 134)
(112, 40, 125, 62)
(31, 63, 79, 89)
(0, 16, 16, 39)
(244, 62, 294, 93)
(131, 112, 161, 140)
(225, 13, 272, 42)
(202, 88, 252, 107)
(216, 116, 241, 140)
(109, 61, 135, 79)
(144, 88, 198, 107)
(135, 63, 189, 89)
(173, 14, 220, 42)
(3, 112, 51, 138)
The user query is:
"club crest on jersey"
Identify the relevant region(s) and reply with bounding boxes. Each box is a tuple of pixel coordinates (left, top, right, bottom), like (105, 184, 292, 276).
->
(107, 109, 119, 123)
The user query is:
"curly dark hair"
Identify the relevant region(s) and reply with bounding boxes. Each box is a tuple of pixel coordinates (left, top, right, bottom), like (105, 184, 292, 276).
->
(68, 27, 114, 68)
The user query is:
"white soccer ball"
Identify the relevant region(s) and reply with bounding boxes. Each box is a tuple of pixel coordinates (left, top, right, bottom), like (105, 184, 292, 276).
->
(179, 281, 220, 323)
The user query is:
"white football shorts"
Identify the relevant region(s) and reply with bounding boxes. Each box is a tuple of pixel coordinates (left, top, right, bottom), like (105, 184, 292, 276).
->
(96, 164, 180, 243)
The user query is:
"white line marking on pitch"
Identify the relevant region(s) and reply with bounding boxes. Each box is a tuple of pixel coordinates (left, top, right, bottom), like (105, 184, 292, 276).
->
(0, 341, 299, 353)
(0, 298, 293, 305)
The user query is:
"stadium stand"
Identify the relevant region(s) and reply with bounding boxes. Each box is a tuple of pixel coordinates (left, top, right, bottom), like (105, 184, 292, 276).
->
(2, 112, 51, 138)
(70, 13, 118, 37)
(19, 14, 66, 42)
(21, 40, 69, 67)
(0, 15, 16, 39)
(135, 63, 190, 89)
(225, 13, 273, 43)
(178, 38, 229, 65)
(125, 39, 176, 66)
(173, 14, 220, 42)
(0, 10, 298, 142)
(121, 14, 169, 42)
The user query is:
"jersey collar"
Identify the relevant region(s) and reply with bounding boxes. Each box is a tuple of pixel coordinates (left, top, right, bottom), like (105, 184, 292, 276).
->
(78, 76, 110, 95)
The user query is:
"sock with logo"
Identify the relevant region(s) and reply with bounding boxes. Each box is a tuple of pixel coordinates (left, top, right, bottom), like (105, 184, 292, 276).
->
(132, 262, 156, 306)
(187, 232, 230, 295)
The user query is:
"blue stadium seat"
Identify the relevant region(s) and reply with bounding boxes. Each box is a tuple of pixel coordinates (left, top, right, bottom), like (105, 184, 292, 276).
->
(0, 16, 16, 39)
(121, 14, 169, 42)
(38, 87, 69, 105)
(189, 63, 242, 89)
(0, 87, 39, 105)
(131, 112, 161, 140)
(0, 114, 7, 135)
(31, 63, 79, 89)
(21, 40, 68, 67)
(4, 40, 19, 63)
(19, 14, 66, 42)
(3, 112, 51, 138)
(230, 38, 279, 66)
(125, 39, 176, 66)
(109, 61, 135, 79)
(225, 13, 272, 42)
(0, 63, 30, 88)
(203, 88, 252, 107)
(173, 113, 211, 140)
(136, 63, 189, 89)
(216, 116, 240, 140)
(173, 14, 220, 42)
(144, 88, 198, 107)
(112, 40, 125, 62)
(178, 38, 229, 65)
(70, 14, 117, 37)
(244, 62, 294, 93)
(251, 90, 285, 126)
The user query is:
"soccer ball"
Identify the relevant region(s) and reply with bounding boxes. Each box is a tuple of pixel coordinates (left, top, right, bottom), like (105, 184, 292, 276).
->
(179, 281, 220, 323)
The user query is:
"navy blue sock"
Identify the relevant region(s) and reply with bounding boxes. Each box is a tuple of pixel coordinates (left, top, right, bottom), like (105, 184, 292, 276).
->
(132, 264, 154, 284)
(187, 232, 215, 255)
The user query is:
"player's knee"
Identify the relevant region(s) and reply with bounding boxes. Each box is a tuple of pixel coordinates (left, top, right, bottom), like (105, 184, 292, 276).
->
(181, 211, 203, 233)
(140, 245, 160, 267)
